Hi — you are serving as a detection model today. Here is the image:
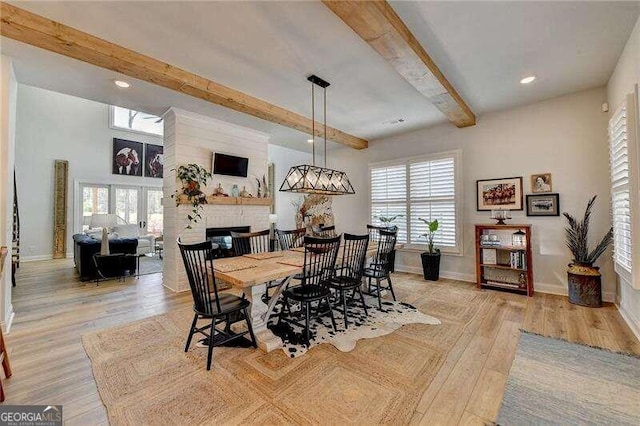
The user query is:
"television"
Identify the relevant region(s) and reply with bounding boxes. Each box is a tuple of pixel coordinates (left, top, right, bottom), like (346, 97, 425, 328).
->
(213, 153, 249, 178)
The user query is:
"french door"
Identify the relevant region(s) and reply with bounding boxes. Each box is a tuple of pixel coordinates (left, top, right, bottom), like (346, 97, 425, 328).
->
(77, 183, 163, 236)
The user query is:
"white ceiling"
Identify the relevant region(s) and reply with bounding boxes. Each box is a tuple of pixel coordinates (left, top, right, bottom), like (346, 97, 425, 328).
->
(2, 1, 638, 152)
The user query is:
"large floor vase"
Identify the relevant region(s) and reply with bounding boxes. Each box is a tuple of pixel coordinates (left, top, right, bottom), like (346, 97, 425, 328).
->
(567, 263, 602, 308)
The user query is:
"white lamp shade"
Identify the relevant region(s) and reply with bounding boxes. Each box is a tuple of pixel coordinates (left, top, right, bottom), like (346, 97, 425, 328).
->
(269, 214, 278, 224)
(90, 213, 118, 229)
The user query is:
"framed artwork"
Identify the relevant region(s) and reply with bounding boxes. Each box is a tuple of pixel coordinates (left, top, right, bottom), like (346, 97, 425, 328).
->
(531, 173, 552, 193)
(526, 193, 560, 216)
(476, 177, 523, 211)
(113, 138, 143, 176)
(145, 144, 164, 178)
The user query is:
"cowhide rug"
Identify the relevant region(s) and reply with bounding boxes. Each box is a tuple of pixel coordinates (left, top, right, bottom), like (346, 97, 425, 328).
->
(267, 295, 440, 358)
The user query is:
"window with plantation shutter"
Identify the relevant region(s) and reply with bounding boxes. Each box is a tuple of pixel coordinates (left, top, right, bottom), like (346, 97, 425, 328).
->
(609, 104, 632, 273)
(370, 150, 462, 253)
(370, 165, 408, 243)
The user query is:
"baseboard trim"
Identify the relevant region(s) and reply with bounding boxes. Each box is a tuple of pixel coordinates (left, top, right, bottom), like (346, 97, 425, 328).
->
(394, 265, 475, 283)
(21, 252, 73, 262)
(617, 303, 640, 342)
(394, 264, 615, 302)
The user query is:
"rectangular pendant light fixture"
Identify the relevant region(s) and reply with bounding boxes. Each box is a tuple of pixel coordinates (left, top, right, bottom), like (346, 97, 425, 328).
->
(280, 75, 356, 196)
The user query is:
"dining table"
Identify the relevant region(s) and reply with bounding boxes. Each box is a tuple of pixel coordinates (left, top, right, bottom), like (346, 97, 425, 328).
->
(212, 243, 379, 352)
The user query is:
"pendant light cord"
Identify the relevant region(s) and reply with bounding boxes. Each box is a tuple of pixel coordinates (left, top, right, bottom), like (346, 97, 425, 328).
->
(311, 82, 315, 167)
(324, 86, 327, 168)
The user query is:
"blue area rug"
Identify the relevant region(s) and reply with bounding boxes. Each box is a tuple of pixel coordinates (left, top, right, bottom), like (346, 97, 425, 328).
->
(498, 331, 640, 425)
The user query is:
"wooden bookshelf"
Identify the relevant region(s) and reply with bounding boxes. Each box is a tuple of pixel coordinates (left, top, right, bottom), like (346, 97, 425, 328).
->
(475, 224, 534, 296)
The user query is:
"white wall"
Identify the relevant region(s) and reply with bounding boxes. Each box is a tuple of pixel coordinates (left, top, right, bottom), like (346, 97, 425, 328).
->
(267, 144, 309, 230)
(607, 15, 640, 337)
(327, 87, 614, 299)
(0, 55, 17, 330)
(14, 85, 163, 260)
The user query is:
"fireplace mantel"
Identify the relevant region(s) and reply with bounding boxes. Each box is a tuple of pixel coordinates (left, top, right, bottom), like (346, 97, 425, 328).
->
(176, 195, 272, 206)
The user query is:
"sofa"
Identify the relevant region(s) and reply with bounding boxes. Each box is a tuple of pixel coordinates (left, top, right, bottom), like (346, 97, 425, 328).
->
(112, 224, 156, 255)
(73, 234, 138, 281)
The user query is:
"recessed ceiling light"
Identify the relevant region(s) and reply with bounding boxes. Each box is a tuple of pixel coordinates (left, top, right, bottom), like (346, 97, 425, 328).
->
(114, 80, 130, 88)
(307, 139, 314, 143)
(520, 76, 536, 84)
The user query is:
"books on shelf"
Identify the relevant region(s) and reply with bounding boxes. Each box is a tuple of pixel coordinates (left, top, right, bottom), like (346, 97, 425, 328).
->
(510, 251, 526, 270)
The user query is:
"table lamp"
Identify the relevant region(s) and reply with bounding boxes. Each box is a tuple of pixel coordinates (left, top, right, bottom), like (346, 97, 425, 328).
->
(90, 214, 117, 255)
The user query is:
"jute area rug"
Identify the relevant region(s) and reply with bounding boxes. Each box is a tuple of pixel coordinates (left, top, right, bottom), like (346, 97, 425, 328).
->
(497, 331, 640, 425)
(82, 276, 491, 425)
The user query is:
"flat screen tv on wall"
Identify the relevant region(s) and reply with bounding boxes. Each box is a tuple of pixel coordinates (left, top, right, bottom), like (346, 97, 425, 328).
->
(213, 153, 249, 177)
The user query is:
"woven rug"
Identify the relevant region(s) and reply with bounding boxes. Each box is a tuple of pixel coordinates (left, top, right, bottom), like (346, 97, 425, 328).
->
(82, 278, 491, 424)
(269, 295, 440, 357)
(497, 331, 640, 425)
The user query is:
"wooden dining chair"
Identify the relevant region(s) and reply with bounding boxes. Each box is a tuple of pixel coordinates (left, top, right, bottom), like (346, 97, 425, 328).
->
(230, 229, 271, 255)
(327, 233, 370, 328)
(364, 229, 398, 310)
(275, 228, 306, 251)
(280, 235, 340, 344)
(178, 239, 257, 370)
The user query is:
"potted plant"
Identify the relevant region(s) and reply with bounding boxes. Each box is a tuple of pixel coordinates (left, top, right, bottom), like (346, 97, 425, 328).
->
(563, 196, 613, 307)
(172, 163, 212, 229)
(375, 215, 403, 272)
(419, 218, 440, 281)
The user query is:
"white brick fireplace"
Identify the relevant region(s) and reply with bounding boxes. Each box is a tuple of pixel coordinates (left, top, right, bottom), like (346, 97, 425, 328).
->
(163, 108, 270, 292)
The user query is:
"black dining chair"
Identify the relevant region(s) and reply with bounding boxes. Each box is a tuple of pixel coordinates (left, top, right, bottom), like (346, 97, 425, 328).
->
(275, 228, 306, 251)
(312, 224, 337, 238)
(230, 229, 272, 255)
(367, 224, 398, 272)
(280, 235, 340, 344)
(178, 239, 257, 370)
(327, 233, 370, 328)
(231, 229, 278, 302)
(364, 229, 398, 310)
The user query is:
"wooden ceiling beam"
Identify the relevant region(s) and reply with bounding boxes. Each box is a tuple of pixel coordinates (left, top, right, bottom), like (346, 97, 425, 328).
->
(0, 2, 368, 149)
(323, 0, 476, 128)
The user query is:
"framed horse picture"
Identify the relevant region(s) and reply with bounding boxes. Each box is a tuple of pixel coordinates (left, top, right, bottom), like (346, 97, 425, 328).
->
(113, 138, 143, 176)
(144, 143, 164, 178)
(476, 177, 523, 211)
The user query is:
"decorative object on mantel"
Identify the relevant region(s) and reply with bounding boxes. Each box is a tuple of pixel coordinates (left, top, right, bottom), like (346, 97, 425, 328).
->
(476, 177, 523, 211)
(171, 163, 212, 229)
(491, 209, 511, 225)
(419, 218, 440, 281)
(230, 184, 239, 198)
(292, 194, 334, 231)
(280, 75, 355, 195)
(239, 186, 251, 198)
(212, 183, 227, 197)
(563, 196, 613, 307)
(256, 174, 270, 199)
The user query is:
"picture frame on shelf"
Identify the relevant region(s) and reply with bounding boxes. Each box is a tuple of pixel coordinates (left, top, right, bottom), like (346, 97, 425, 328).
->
(526, 193, 560, 216)
(476, 177, 523, 211)
(531, 173, 552, 193)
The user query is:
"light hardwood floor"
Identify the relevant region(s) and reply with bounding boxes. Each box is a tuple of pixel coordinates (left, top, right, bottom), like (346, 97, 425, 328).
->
(4, 260, 639, 425)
